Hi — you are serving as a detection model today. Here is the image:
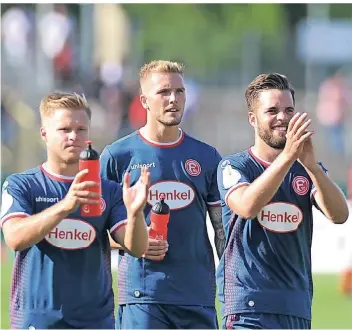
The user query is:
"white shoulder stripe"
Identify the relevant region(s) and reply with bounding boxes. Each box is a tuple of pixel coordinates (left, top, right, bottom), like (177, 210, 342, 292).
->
(225, 183, 250, 206)
(207, 200, 221, 206)
(110, 220, 128, 234)
(1, 212, 30, 228)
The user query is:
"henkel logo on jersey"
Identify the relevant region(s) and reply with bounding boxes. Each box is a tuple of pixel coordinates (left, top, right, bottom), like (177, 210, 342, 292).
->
(45, 218, 96, 250)
(147, 181, 195, 210)
(257, 202, 303, 233)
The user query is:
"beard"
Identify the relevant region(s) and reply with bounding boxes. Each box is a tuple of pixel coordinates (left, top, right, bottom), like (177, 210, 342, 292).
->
(159, 118, 182, 127)
(257, 125, 286, 149)
(157, 112, 183, 127)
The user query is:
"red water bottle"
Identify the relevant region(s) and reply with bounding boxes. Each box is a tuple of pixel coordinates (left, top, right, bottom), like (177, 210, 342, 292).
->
(79, 141, 102, 217)
(149, 198, 170, 240)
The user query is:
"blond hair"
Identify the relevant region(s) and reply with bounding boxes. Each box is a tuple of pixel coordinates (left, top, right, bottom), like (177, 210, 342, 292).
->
(39, 92, 91, 122)
(139, 60, 185, 82)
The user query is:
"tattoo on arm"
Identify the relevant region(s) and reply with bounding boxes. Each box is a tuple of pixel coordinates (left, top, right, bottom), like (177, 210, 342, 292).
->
(208, 205, 225, 259)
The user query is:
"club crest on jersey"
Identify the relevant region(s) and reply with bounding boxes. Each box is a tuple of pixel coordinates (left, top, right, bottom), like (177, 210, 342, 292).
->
(257, 202, 303, 233)
(292, 176, 310, 196)
(185, 159, 201, 176)
(147, 181, 195, 210)
(222, 164, 241, 189)
(45, 218, 97, 249)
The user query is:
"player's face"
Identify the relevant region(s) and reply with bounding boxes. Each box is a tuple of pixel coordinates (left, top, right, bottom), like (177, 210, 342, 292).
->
(141, 72, 186, 126)
(41, 109, 90, 164)
(249, 89, 295, 149)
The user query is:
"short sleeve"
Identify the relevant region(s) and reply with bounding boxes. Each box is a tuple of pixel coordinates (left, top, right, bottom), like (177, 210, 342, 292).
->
(100, 146, 120, 183)
(217, 158, 251, 206)
(105, 181, 128, 235)
(206, 149, 222, 207)
(1, 176, 33, 228)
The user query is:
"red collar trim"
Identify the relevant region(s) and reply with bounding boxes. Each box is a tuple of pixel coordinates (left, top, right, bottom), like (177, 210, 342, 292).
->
(138, 129, 184, 148)
(248, 147, 272, 167)
(40, 163, 75, 182)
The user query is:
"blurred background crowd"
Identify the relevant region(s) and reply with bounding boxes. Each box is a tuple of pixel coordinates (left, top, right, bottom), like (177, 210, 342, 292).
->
(1, 3, 352, 190)
(1, 3, 352, 328)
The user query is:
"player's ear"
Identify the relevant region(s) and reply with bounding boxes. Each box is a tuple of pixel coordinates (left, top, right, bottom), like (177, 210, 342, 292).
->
(40, 127, 47, 142)
(140, 94, 149, 111)
(248, 111, 257, 128)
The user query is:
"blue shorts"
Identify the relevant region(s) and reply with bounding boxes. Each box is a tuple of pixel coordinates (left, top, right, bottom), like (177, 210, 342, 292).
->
(223, 313, 311, 329)
(12, 312, 115, 329)
(116, 303, 218, 329)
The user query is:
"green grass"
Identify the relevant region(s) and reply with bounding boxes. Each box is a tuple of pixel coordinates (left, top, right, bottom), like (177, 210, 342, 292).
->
(1, 257, 352, 329)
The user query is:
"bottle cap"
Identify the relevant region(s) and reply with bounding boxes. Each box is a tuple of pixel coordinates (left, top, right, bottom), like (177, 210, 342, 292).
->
(152, 198, 170, 214)
(80, 140, 99, 160)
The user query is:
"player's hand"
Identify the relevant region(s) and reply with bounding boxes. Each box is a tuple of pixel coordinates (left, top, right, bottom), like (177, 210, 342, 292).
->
(61, 169, 101, 213)
(298, 136, 318, 171)
(143, 238, 168, 261)
(282, 112, 314, 162)
(123, 167, 151, 215)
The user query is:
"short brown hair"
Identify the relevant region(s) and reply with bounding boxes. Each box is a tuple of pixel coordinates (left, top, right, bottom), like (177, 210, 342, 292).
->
(245, 73, 295, 112)
(40, 92, 91, 122)
(139, 60, 185, 82)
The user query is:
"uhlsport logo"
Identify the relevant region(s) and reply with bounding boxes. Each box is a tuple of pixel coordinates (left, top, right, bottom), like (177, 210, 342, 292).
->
(130, 162, 156, 170)
(185, 159, 201, 176)
(45, 218, 96, 249)
(292, 176, 310, 196)
(35, 196, 60, 203)
(257, 202, 303, 233)
(147, 181, 195, 210)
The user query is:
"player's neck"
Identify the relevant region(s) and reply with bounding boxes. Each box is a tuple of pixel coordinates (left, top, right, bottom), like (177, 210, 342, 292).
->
(252, 139, 282, 163)
(45, 158, 79, 177)
(141, 123, 181, 143)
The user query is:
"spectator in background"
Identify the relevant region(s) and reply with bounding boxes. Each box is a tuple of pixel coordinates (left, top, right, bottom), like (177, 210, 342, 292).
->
(316, 69, 351, 157)
(128, 92, 147, 130)
(1, 6, 32, 68)
(39, 4, 75, 85)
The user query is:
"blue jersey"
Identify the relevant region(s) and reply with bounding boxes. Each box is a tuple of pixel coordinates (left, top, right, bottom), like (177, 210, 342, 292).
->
(100, 129, 221, 306)
(216, 148, 328, 321)
(0, 164, 127, 329)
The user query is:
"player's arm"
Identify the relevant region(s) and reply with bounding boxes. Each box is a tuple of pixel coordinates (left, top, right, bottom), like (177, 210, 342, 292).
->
(208, 205, 225, 258)
(100, 146, 126, 252)
(3, 201, 70, 251)
(110, 168, 150, 258)
(306, 165, 348, 224)
(227, 112, 313, 218)
(2, 170, 100, 251)
(226, 154, 293, 218)
(108, 231, 123, 249)
(112, 211, 147, 258)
